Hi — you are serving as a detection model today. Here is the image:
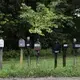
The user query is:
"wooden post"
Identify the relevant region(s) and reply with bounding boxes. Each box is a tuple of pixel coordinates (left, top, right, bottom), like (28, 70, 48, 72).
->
(19, 38, 25, 66)
(27, 55, 30, 66)
(0, 49, 3, 69)
(54, 53, 57, 68)
(73, 49, 77, 67)
(36, 51, 39, 65)
(63, 50, 66, 67)
(20, 48, 23, 66)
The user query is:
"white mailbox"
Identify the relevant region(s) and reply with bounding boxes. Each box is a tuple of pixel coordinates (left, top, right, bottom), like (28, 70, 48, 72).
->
(19, 39, 25, 47)
(0, 39, 4, 48)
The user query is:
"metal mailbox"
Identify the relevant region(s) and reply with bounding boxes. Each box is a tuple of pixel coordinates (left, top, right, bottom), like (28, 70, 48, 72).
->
(54, 50, 59, 53)
(34, 43, 41, 51)
(74, 44, 80, 48)
(19, 39, 25, 48)
(63, 44, 68, 48)
(0, 39, 4, 48)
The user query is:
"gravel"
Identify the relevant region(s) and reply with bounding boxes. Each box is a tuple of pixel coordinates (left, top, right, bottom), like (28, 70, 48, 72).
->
(0, 77, 80, 80)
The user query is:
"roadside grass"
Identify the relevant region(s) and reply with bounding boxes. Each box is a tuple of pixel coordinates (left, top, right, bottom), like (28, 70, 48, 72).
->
(0, 56, 80, 77)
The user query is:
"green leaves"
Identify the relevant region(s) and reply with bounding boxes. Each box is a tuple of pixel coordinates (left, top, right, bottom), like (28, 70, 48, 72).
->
(20, 2, 73, 36)
(20, 3, 55, 35)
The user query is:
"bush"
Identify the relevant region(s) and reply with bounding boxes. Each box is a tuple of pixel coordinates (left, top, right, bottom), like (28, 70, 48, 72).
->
(40, 48, 52, 56)
(3, 50, 20, 60)
(3, 49, 53, 60)
(3, 47, 75, 60)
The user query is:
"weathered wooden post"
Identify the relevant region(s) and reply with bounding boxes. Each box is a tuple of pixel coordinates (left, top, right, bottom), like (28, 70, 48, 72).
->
(19, 38, 25, 66)
(26, 36, 31, 66)
(62, 40, 68, 67)
(52, 40, 61, 68)
(72, 38, 80, 67)
(0, 38, 4, 69)
(34, 39, 41, 64)
(73, 38, 80, 67)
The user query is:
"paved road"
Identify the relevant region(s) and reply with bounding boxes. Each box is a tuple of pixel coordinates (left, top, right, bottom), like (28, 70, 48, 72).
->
(0, 77, 80, 80)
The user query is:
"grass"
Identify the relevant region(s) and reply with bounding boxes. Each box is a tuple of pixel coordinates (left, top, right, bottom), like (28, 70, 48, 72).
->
(0, 56, 80, 77)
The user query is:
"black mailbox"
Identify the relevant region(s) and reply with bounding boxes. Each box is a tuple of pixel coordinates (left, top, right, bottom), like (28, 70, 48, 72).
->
(62, 43, 68, 67)
(73, 44, 80, 49)
(52, 41, 61, 54)
(52, 40, 61, 68)
(54, 50, 59, 54)
(63, 43, 68, 48)
(26, 37, 31, 48)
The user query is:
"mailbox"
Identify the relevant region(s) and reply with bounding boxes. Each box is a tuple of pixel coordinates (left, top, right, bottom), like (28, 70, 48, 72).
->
(26, 37, 31, 48)
(74, 44, 80, 48)
(0, 39, 4, 48)
(52, 41, 61, 54)
(34, 42, 41, 51)
(62, 43, 68, 67)
(19, 38, 25, 48)
(26, 41, 31, 48)
(54, 50, 59, 53)
(63, 44, 68, 48)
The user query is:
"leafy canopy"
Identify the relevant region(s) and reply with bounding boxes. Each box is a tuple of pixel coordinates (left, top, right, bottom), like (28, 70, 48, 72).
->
(20, 2, 73, 35)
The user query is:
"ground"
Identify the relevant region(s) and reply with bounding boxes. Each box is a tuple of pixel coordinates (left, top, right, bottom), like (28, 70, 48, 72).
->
(0, 77, 80, 80)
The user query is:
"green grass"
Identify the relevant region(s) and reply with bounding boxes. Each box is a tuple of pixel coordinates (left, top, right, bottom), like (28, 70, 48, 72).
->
(0, 56, 80, 77)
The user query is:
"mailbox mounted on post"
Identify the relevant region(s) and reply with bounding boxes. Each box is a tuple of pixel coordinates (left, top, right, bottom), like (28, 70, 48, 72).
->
(52, 41, 61, 54)
(62, 41, 68, 67)
(34, 39, 41, 64)
(19, 38, 25, 48)
(62, 39, 68, 49)
(72, 38, 78, 66)
(26, 37, 31, 48)
(26, 37, 31, 66)
(52, 40, 61, 68)
(19, 38, 25, 65)
(0, 38, 4, 69)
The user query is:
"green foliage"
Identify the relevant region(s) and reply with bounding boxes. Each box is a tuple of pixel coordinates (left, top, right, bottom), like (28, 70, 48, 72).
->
(0, 0, 78, 50)
(20, 3, 53, 35)
(20, 2, 72, 35)
(3, 49, 52, 60)
(3, 50, 20, 60)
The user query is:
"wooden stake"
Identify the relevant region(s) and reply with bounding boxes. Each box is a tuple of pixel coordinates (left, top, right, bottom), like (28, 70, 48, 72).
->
(20, 48, 23, 66)
(0, 49, 3, 69)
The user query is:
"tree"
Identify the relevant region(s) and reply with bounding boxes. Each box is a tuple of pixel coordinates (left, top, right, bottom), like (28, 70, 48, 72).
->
(20, 2, 72, 36)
